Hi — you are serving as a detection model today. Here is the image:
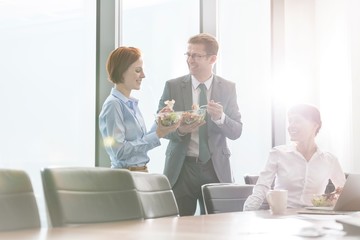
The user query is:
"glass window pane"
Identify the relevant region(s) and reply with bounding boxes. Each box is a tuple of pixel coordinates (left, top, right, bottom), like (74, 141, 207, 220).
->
(0, 0, 96, 226)
(121, 0, 199, 173)
(218, 0, 272, 179)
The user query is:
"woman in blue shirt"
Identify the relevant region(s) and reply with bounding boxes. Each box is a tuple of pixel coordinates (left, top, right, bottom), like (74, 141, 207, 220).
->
(99, 47, 179, 171)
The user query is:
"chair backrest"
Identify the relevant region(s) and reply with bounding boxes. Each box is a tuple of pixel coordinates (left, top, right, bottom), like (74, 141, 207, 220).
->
(201, 183, 254, 214)
(244, 175, 259, 185)
(130, 172, 179, 219)
(41, 167, 143, 227)
(0, 169, 40, 231)
(244, 174, 276, 190)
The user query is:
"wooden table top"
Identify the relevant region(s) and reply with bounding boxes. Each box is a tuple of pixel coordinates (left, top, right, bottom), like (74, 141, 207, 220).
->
(1, 209, 359, 240)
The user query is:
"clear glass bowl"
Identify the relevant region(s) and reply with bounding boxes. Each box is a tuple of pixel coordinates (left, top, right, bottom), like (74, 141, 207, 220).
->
(181, 108, 206, 125)
(156, 111, 183, 126)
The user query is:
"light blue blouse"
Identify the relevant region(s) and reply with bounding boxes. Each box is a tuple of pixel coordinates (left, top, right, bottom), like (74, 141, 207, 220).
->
(99, 88, 160, 168)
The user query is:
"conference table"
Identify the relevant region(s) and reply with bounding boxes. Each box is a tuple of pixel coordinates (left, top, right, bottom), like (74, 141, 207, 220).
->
(1, 209, 360, 240)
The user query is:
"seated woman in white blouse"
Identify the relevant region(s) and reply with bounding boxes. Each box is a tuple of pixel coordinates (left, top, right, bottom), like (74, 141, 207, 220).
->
(244, 104, 346, 211)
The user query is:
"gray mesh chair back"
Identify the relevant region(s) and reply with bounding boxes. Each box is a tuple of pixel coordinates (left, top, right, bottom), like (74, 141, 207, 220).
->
(41, 167, 143, 227)
(244, 175, 259, 185)
(0, 169, 40, 231)
(130, 172, 179, 219)
(202, 183, 254, 214)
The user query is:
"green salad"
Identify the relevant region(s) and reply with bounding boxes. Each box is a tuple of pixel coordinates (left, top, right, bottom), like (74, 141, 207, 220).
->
(159, 112, 181, 126)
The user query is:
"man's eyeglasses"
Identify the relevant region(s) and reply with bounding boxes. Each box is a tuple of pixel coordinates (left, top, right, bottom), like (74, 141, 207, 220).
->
(184, 52, 209, 60)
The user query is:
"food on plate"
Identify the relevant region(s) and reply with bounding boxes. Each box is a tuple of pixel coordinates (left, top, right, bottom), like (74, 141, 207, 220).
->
(311, 193, 339, 207)
(311, 195, 333, 207)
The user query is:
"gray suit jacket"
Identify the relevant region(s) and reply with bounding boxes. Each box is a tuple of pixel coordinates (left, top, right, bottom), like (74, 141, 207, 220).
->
(158, 74, 243, 186)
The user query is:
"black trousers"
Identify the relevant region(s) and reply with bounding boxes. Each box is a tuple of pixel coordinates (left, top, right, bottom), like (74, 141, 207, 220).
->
(172, 157, 219, 216)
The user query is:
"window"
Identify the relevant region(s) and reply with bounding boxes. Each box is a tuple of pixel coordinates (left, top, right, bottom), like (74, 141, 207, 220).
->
(0, 0, 96, 226)
(118, 0, 199, 173)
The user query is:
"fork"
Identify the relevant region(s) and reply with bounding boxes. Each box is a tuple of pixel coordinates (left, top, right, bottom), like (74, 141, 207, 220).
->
(199, 102, 221, 108)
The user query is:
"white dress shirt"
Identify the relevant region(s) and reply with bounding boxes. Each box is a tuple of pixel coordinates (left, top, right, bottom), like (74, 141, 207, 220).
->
(185, 75, 226, 157)
(186, 76, 210, 157)
(244, 144, 346, 210)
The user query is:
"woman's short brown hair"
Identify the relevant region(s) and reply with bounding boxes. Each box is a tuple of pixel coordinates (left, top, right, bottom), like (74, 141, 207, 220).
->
(106, 46, 141, 84)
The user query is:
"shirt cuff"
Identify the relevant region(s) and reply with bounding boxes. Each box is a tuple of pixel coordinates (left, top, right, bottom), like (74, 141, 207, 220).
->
(212, 112, 225, 125)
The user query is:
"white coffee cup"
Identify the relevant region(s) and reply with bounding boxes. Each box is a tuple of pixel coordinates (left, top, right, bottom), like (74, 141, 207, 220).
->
(266, 189, 288, 214)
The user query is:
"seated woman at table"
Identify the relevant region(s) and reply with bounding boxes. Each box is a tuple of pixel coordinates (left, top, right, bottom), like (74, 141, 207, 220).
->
(244, 104, 346, 211)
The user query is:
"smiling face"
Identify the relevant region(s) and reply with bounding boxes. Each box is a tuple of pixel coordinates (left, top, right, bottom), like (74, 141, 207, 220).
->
(106, 46, 146, 97)
(119, 58, 145, 95)
(186, 43, 215, 80)
(287, 113, 319, 143)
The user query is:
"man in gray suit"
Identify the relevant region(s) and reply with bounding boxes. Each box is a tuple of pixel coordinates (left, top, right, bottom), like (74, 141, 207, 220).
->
(158, 33, 243, 216)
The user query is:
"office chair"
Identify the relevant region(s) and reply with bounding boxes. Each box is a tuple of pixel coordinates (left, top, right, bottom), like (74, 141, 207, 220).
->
(201, 183, 254, 214)
(0, 169, 40, 231)
(244, 175, 259, 185)
(41, 167, 143, 227)
(130, 172, 179, 219)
